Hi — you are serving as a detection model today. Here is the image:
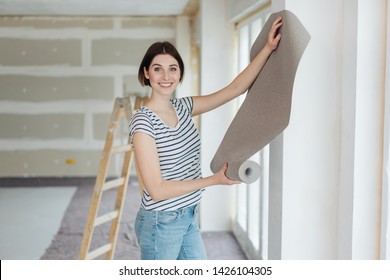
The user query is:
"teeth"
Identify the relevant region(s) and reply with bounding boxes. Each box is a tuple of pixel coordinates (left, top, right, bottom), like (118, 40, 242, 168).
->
(160, 83, 172, 87)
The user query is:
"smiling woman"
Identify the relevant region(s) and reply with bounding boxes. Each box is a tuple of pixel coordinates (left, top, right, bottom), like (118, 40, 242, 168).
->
(145, 59, 180, 95)
(129, 15, 282, 260)
(138, 41, 184, 87)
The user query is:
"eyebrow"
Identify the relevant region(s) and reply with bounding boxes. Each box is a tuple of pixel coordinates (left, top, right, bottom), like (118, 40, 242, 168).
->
(151, 63, 179, 67)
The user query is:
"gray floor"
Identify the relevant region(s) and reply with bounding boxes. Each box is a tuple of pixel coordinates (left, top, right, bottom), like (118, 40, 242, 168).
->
(0, 186, 77, 259)
(0, 177, 247, 260)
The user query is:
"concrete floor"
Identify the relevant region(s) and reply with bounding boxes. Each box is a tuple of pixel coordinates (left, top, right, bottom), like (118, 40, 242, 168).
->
(0, 186, 77, 259)
(0, 179, 247, 260)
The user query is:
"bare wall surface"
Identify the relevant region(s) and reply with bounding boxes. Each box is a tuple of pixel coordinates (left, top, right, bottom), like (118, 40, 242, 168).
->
(0, 16, 175, 177)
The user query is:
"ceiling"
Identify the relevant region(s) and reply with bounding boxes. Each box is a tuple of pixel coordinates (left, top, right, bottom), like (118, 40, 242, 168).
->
(0, 0, 197, 16)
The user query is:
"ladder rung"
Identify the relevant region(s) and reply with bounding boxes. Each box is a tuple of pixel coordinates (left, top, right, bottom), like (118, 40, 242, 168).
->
(94, 210, 119, 227)
(111, 144, 131, 153)
(86, 243, 112, 260)
(102, 177, 125, 191)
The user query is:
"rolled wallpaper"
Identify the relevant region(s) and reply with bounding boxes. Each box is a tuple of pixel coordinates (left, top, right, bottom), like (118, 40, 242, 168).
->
(210, 10, 311, 183)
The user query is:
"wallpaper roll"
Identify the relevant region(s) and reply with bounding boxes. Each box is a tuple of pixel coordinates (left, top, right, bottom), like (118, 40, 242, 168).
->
(210, 10, 311, 183)
(225, 159, 262, 184)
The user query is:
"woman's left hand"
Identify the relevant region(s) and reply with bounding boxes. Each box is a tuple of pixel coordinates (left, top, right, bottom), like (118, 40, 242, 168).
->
(267, 16, 283, 51)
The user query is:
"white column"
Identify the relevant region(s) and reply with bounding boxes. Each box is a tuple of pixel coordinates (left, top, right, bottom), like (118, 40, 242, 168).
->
(337, 0, 358, 260)
(175, 16, 192, 99)
(267, 0, 285, 260)
(352, 0, 387, 259)
(199, 0, 236, 231)
(269, 0, 344, 259)
(380, 0, 390, 261)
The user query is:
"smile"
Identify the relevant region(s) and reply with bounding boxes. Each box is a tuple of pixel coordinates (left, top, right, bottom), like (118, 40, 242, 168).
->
(159, 82, 174, 88)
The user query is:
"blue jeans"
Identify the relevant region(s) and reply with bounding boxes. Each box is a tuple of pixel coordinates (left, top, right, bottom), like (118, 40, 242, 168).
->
(135, 204, 207, 260)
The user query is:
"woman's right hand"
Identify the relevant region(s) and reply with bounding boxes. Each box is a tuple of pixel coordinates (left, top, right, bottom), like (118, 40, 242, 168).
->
(213, 163, 241, 185)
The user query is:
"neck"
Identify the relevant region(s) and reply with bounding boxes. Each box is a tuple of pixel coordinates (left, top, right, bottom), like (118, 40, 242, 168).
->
(145, 92, 172, 112)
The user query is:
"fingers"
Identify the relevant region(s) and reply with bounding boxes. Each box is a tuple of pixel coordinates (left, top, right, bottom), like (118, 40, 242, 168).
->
(270, 16, 283, 38)
(268, 16, 283, 50)
(273, 33, 282, 44)
(220, 163, 241, 185)
(229, 179, 241, 185)
(272, 15, 283, 30)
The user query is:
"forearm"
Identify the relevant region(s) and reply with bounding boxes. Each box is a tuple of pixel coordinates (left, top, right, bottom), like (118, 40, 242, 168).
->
(145, 163, 239, 202)
(230, 16, 282, 94)
(229, 45, 274, 95)
(134, 132, 236, 201)
(150, 175, 217, 201)
(192, 46, 273, 116)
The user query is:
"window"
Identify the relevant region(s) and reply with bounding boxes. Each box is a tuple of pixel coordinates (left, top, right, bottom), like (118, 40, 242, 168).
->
(232, 6, 271, 260)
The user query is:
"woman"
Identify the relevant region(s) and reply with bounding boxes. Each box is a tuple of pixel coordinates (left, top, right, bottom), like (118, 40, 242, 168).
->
(129, 16, 282, 260)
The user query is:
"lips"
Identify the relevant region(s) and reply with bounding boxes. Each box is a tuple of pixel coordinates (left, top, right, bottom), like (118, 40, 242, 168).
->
(159, 82, 173, 88)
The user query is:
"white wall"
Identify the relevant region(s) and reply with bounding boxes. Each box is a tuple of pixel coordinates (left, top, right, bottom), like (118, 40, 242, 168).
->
(281, 0, 342, 259)
(268, 0, 388, 259)
(195, 0, 388, 259)
(198, 0, 236, 231)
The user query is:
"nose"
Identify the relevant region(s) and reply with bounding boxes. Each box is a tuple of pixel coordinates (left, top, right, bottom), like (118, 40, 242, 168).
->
(163, 70, 170, 80)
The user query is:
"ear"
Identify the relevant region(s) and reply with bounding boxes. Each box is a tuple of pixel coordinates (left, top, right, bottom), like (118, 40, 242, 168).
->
(143, 67, 149, 79)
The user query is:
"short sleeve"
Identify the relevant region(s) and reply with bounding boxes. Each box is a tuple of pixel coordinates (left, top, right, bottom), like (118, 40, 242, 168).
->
(129, 110, 155, 146)
(177, 96, 194, 115)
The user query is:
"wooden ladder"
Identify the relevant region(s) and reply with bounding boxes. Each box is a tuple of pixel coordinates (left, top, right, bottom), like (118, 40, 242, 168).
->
(79, 96, 146, 260)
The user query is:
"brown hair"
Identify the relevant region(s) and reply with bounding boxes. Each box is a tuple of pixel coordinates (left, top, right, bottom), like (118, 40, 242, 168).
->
(138, 41, 185, 86)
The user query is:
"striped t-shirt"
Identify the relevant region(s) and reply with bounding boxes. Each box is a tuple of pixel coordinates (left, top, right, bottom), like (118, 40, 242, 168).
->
(129, 97, 203, 211)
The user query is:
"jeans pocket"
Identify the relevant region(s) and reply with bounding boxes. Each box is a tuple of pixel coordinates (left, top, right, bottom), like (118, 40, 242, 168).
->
(157, 210, 179, 225)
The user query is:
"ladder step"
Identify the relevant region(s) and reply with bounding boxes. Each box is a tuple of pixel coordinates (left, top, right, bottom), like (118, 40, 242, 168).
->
(102, 177, 125, 191)
(111, 144, 132, 153)
(86, 243, 112, 260)
(94, 210, 119, 227)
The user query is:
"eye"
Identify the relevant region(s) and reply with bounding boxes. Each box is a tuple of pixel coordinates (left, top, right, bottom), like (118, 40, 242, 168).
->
(169, 67, 178, 72)
(153, 67, 161, 72)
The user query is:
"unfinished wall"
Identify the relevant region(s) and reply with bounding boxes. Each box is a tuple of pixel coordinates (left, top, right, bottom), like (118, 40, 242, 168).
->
(0, 16, 175, 177)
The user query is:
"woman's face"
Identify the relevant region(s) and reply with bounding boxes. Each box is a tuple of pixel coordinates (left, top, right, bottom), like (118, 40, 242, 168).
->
(144, 54, 181, 96)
